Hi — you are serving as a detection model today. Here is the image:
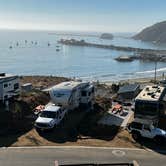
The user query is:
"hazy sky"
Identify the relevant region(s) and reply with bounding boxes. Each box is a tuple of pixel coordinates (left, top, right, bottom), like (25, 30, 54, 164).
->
(0, 0, 166, 32)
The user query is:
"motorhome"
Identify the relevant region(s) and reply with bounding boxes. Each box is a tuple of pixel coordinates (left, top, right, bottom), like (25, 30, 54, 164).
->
(134, 85, 166, 122)
(49, 81, 95, 110)
(0, 73, 20, 102)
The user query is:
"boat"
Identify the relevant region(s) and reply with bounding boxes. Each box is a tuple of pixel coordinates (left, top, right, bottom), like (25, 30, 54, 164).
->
(115, 55, 133, 62)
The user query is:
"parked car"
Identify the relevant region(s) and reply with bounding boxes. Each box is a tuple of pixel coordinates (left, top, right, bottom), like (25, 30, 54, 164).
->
(127, 122, 166, 144)
(34, 104, 67, 131)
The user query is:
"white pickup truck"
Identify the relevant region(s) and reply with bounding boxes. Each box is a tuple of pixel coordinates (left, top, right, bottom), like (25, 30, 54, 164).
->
(34, 104, 67, 131)
(127, 122, 166, 144)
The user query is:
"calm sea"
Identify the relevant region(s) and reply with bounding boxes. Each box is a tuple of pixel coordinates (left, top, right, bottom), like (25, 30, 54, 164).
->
(0, 30, 166, 81)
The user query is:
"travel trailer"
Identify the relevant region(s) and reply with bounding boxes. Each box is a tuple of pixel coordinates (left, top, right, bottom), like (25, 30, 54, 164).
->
(0, 73, 20, 102)
(49, 81, 95, 110)
(134, 85, 166, 121)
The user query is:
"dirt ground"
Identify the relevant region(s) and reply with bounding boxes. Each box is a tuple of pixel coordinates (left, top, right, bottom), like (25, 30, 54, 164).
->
(0, 76, 165, 152)
(20, 76, 70, 89)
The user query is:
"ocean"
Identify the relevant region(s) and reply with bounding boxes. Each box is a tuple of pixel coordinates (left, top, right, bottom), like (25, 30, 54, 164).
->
(1, 29, 166, 81)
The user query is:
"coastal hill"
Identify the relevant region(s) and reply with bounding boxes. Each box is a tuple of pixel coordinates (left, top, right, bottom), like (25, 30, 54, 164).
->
(100, 33, 114, 40)
(133, 21, 166, 43)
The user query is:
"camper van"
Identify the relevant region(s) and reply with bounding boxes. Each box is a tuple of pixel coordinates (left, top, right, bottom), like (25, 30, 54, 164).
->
(49, 81, 95, 110)
(134, 85, 166, 121)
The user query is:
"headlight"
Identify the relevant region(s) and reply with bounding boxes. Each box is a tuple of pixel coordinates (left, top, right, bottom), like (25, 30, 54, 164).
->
(50, 120, 54, 126)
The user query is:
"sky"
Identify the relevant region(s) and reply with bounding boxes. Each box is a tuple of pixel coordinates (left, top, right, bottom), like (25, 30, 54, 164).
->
(0, 0, 166, 32)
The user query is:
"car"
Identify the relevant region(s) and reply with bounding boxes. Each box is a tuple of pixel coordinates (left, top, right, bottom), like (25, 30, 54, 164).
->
(34, 104, 67, 131)
(127, 122, 166, 144)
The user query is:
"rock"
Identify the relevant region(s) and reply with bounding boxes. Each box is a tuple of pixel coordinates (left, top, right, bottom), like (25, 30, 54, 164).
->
(100, 33, 114, 40)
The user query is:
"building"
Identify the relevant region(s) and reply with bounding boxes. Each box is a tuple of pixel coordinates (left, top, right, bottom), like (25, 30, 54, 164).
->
(0, 73, 20, 102)
(118, 84, 140, 100)
(21, 83, 32, 92)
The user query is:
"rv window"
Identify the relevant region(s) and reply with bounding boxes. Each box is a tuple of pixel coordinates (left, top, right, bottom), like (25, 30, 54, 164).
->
(81, 91, 87, 96)
(14, 83, 19, 90)
(54, 93, 65, 97)
(4, 83, 8, 88)
(135, 101, 158, 116)
(88, 92, 91, 96)
(4, 95, 8, 99)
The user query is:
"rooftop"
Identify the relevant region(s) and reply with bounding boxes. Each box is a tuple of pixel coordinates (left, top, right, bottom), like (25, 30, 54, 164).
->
(135, 85, 165, 102)
(118, 84, 139, 94)
(44, 104, 61, 112)
(0, 73, 17, 80)
(52, 81, 88, 91)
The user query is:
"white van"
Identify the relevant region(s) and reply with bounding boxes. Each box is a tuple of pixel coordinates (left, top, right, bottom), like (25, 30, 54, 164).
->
(35, 104, 67, 130)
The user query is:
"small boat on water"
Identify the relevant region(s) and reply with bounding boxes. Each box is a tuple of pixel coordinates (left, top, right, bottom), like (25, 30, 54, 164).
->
(9, 46, 12, 49)
(115, 55, 134, 62)
(48, 42, 50, 46)
(16, 42, 19, 46)
(56, 48, 60, 51)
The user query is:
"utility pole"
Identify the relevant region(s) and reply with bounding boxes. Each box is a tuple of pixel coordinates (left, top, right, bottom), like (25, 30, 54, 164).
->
(154, 58, 157, 83)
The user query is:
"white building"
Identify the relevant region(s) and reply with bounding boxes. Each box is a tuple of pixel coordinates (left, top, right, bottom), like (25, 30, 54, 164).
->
(0, 73, 20, 102)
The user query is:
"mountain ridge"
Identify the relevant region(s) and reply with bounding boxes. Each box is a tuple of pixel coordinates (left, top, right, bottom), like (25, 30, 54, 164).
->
(133, 21, 166, 43)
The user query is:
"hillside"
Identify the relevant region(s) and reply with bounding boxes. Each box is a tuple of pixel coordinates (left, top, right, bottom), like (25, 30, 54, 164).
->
(133, 21, 166, 43)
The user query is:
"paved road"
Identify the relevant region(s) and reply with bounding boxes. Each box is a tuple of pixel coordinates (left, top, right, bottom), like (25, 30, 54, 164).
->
(0, 146, 165, 166)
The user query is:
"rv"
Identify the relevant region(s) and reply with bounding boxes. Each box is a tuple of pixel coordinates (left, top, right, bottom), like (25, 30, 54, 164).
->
(134, 85, 166, 123)
(0, 73, 20, 102)
(35, 81, 95, 130)
(49, 81, 95, 110)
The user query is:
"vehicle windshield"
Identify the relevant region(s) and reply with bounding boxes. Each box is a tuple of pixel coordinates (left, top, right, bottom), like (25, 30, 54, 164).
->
(40, 111, 57, 119)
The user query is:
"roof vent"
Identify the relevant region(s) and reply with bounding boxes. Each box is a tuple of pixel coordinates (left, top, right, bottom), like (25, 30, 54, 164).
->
(145, 87, 150, 91)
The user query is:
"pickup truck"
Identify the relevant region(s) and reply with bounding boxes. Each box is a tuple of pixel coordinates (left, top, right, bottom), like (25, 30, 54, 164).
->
(34, 104, 67, 131)
(127, 122, 166, 144)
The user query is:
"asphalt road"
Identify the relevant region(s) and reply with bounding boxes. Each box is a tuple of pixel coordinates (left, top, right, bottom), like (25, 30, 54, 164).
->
(0, 146, 165, 166)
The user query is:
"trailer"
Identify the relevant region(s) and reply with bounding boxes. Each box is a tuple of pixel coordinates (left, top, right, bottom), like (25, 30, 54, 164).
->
(49, 81, 95, 110)
(134, 85, 166, 123)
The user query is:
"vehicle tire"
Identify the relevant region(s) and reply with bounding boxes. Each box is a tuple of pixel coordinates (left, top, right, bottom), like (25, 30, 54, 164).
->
(132, 131, 141, 141)
(154, 136, 165, 145)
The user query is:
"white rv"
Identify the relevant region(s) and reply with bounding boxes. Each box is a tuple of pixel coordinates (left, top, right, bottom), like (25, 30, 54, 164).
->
(0, 73, 20, 102)
(134, 85, 166, 121)
(49, 81, 95, 110)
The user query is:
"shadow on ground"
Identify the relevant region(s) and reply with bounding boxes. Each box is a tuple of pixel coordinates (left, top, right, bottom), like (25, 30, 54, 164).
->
(39, 108, 119, 143)
(0, 109, 34, 147)
(134, 137, 166, 155)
